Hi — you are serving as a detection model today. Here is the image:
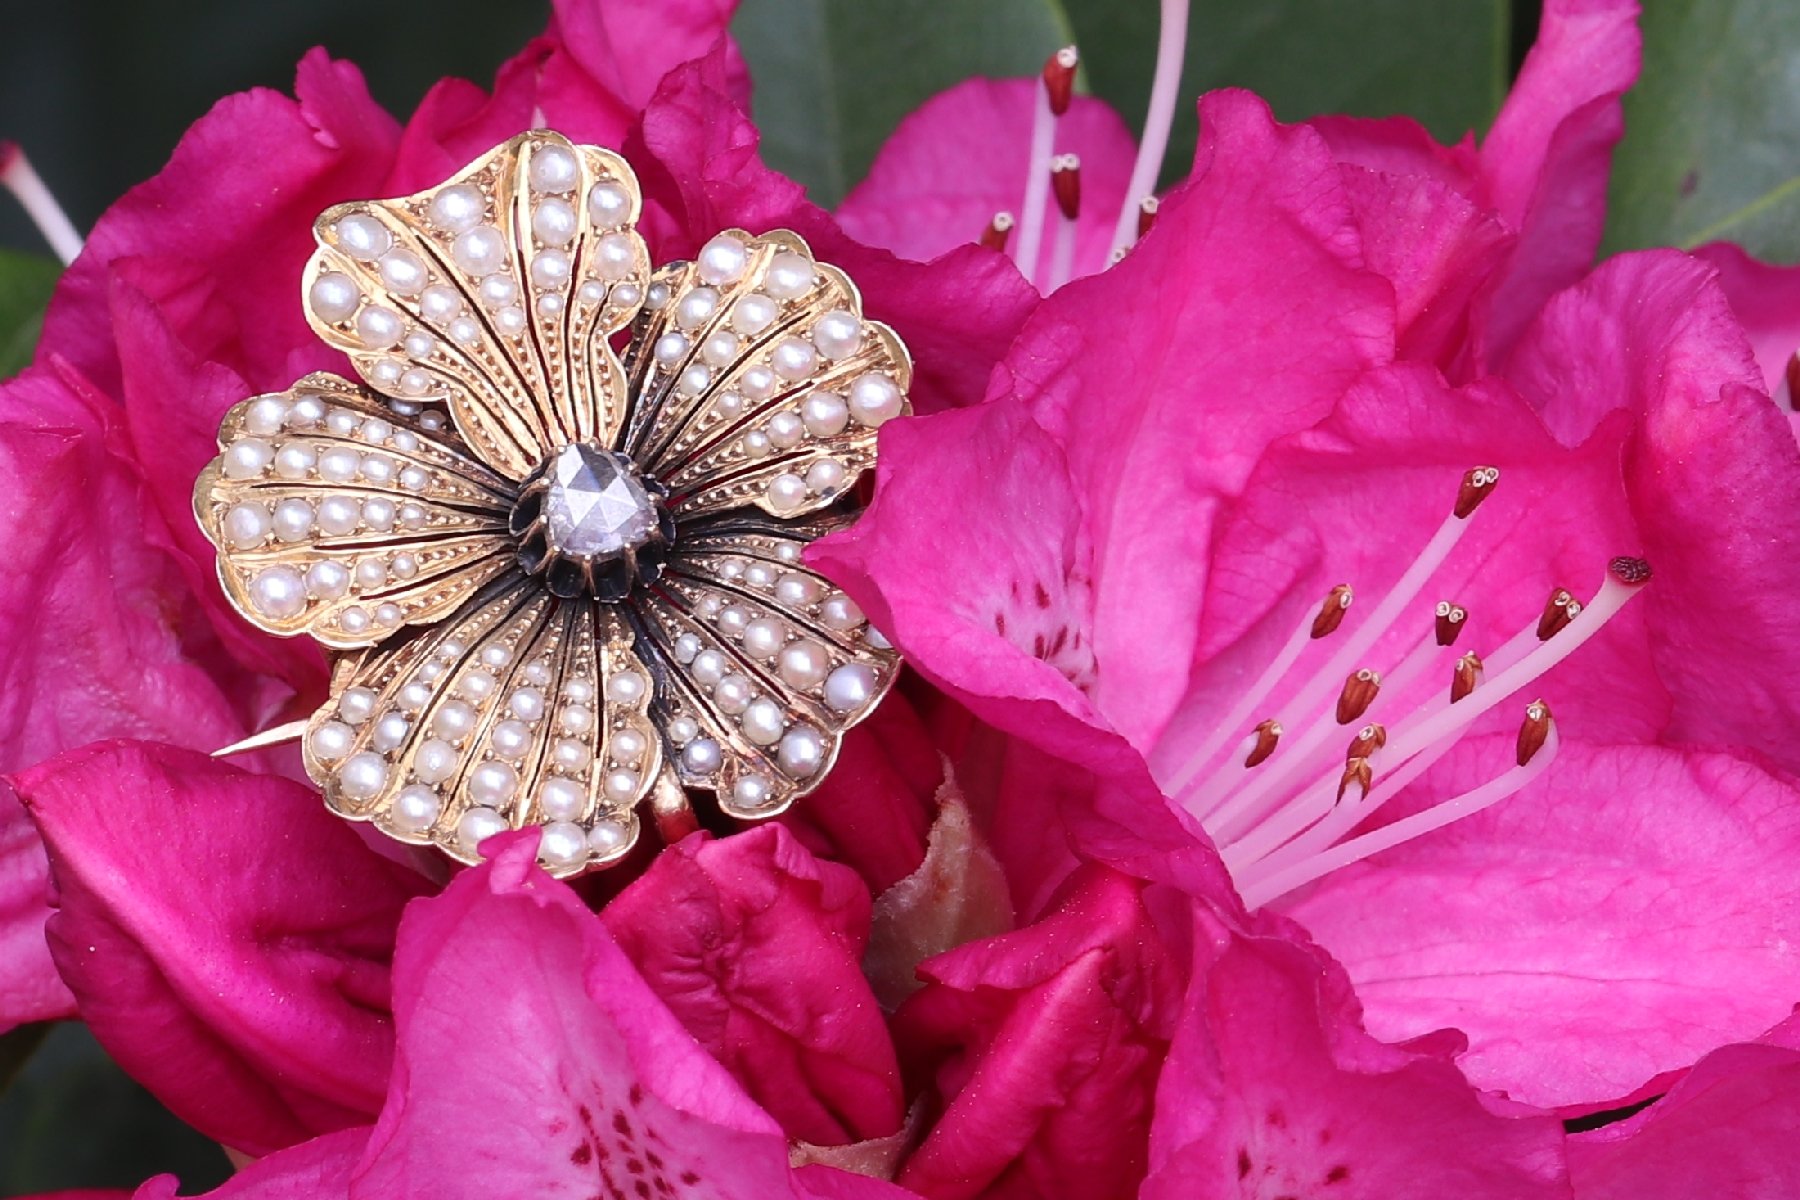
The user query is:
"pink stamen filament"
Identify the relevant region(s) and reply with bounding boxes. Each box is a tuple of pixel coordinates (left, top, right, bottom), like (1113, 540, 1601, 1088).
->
(1013, 83, 1057, 287)
(2, 145, 82, 265)
(1239, 724, 1561, 910)
(1109, 0, 1190, 257)
(1048, 214, 1077, 291)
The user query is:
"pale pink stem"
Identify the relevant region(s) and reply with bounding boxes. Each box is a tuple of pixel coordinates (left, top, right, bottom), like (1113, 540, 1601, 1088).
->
(1048, 212, 1077, 290)
(1014, 85, 1056, 286)
(2, 143, 82, 265)
(1109, 0, 1189, 257)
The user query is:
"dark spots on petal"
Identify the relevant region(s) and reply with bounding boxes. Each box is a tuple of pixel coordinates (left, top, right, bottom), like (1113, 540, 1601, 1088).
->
(1049, 626, 1068, 656)
(635, 1183, 651, 1199)
(645, 1152, 663, 1170)
(613, 1110, 632, 1137)
(1032, 633, 1047, 656)
(579, 1105, 596, 1130)
(629, 1083, 645, 1107)
(1326, 1164, 1351, 1184)
(680, 1172, 701, 1186)
(1034, 581, 1051, 609)
(1237, 1149, 1252, 1179)
(1267, 1106, 1287, 1129)
(995, 612, 1007, 635)
(626, 1158, 645, 1175)
(572, 1142, 594, 1166)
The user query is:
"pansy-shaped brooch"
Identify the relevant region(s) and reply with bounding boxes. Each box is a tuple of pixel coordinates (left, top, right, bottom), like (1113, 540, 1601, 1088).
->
(193, 132, 909, 876)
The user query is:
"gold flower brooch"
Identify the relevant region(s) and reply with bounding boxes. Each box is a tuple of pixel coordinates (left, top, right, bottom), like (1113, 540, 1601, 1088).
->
(194, 132, 908, 875)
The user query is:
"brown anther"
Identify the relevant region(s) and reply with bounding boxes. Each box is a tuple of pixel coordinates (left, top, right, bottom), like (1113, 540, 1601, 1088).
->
(1453, 465, 1500, 519)
(1788, 351, 1800, 410)
(1043, 45, 1079, 116)
(1335, 668, 1381, 724)
(979, 211, 1015, 252)
(1450, 650, 1483, 703)
(1515, 699, 1554, 766)
(1108, 246, 1129, 266)
(1345, 722, 1386, 762)
(1608, 555, 1653, 586)
(1337, 756, 1374, 802)
(1536, 587, 1582, 640)
(1051, 155, 1081, 220)
(1433, 600, 1468, 647)
(1137, 195, 1160, 239)
(1311, 584, 1354, 638)
(1244, 719, 1282, 768)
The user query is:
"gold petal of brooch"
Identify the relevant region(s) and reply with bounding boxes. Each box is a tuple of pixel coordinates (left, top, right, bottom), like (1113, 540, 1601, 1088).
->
(193, 132, 908, 876)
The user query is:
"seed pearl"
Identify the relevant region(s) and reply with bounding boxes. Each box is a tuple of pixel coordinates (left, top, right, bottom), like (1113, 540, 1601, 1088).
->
(360, 453, 396, 486)
(398, 682, 433, 714)
(538, 821, 589, 870)
(355, 305, 404, 350)
(866, 626, 893, 650)
(668, 716, 699, 745)
(449, 317, 480, 344)
(589, 818, 632, 857)
(653, 332, 688, 365)
(578, 281, 606, 305)
(491, 719, 532, 759)
(594, 233, 636, 280)
(777, 543, 801, 562)
(372, 711, 410, 753)
(676, 287, 719, 330)
(801, 392, 850, 437)
(288, 395, 326, 427)
(776, 573, 824, 607)
(307, 720, 355, 764)
(334, 213, 391, 261)
(741, 366, 777, 401)
(530, 250, 572, 290)
(682, 738, 722, 775)
(730, 293, 778, 336)
(305, 560, 350, 600)
(373, 248, 426, 295)
(318, 447, 359, 484)
(398, 504, 427, 530)
(537, 777, 585, 820)
(391, 430, 419, 453)
(223, 502, 271, 549)
(560, 705, 595, 734)
(457, 807, 507, 856)
(821, 592, 865, 630)
(389, 785, 440, 834)
(606, 671, 647, 705)
(713, 675, 753, 715)
(371, 359, 404, 386)
(691, 649, 727, 685)
(602, 769, 639, 803)
(337, 752, 389, 801)
(375, 604, 404, 628)
(496, 306, 527, 334)
(766, 412, 805, 449)
(362, 498, 397, 532)
(400, 466, 430, 491)
(697, 596, 723, 619)
(243, 397, 287, 435)
(222, 438, 273, 480)
(701, 331, 739, 367)
(741, 618, 785, 660)
(740, 697, 785, 745)
(339, 687, 378, 724)
(743, 431, 772, 458)
(401, 330, 436, 361)
(272, 499, 314, 542)
(766, 473, 808, 512)
(274, 443, 316, 480)
(732, 773, 773, 809)
(744, 563, 775, 588)
(467, 760, 519, 806)
(697, 234, 749, 285)
(673, 633, 701, 663)
(824, 663, 878, 713)
(587, 181, 630, 226)
(811, 310, 863, 359)
(429, 183, 484, 232)
(565, 678, 596, 703)
(778, 640, 830, 689)
(778, 725, 827, 777)
(552, 738, 591, 773)
(326, 408, 361, 436)
(433, 700, 477, 742)
(524, 661, 553, 686)
(419, 661, 445, 681)
(678, 364, 711, 396)
(317, 496, 361, 537)
(459, 669, 498, 703)
(532, 199, 578, 248)
(771, 338, 818, 381)
(612, 727, 648, 760)
(763, 251, 815, 299)
(420, 285, 462, 321)
(479, 274, 518, 308)
(414, 738, 457, 783)
(806, 458, 847, 494)
(849, 374, 904, 426)
(452, 225, 508, 276)
(528, 143, 579, 192)
(715, 605, 750, 637)
(250, 566, 307, 618)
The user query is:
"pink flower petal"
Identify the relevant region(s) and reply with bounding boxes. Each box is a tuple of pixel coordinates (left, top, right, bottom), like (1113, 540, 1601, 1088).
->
(15, 742, 428, 1155)
(1144, 925, 1569, 1198)
(893, 866, 1186, 1199)
(131, 1129, 368, 1200)
(352, 839, 907, 1199)
(837, 77, 1138, 284)
(0, 787, 69, 1025)
(1284, 737, 1800, 1111)
(1692, 241, 1800, 399)
(602, 826, 904, 1146)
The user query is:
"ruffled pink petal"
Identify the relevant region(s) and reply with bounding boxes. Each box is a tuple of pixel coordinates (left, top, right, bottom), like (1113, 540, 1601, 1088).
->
(547, 0, 747, 126)
(836, 77, 1137, 284)
(1474, 0, 1641, 365)
(15, 742, 429, 1156)
(632, 48, 1041, 414)
(894, 865, 1187, 1200)
(1144, 924, 1569, 1198)
(1692, 241, 1800, 400)
(1284, 737, 1800, 1112)
(131, 1129, 368, 1200)
(0, 788, 68, 1025)
(351, 838, 908, 1199)
(602, 826, 904, 1146)
(1567, 1043, 1800, 1198)
(1310, 115, 1483, 194)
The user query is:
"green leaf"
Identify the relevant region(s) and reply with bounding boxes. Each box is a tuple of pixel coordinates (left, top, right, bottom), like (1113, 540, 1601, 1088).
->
(732, 0, 1076, 208)
(1605, 0, 1800, 260)
(1067, 0, 1509, 187)
(0, 247, 59, 378)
